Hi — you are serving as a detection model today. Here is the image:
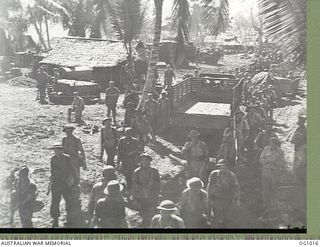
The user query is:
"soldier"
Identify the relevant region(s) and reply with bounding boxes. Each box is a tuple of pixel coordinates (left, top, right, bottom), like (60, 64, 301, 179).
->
(49, 144, 78, 227)
(132, 153, 160, 227)
(117, 128, 141, 191)
(123, 88, 139, 109)
(150, 200, 185, 228)
(53, 68, 60, 85)
(143, 93, 159, 135)
(164, 64, 175, 89)
(207, 159, 240, 227)
(133, 110, 155, 146)
(259, 137, 287, 209)
(291, 115, 307, 184)
(87, 166, 117, 223)
(245, 105, 265, 150)
(36, 66, 50, 104)
(100, 118, 120, 166)
(158, 91, 170, 132)
(265, 85, 278, 119)
(92, 180, 127, 228)
(105, 81, 120, 124)
(62, 124, 87, 177)
(67, 92, 85, 124)
(218, 120, 243, 167)
(124, 102, 137, 128)
(181, 130, 209, 183)
(254, 122, 278, 162)
(180, 177, 209, 228)
(11, 166, 37, 228)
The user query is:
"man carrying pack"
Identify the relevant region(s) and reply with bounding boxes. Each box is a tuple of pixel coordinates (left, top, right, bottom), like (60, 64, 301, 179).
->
(117, 128, 141, 191)
(207, 159, 240, 227)
(67, 92, 85, 124)
(100, 118, 120, 166)
(49, 144, 78, 227)
(132, 153, 160, 227)
(87, 166, 117, 223)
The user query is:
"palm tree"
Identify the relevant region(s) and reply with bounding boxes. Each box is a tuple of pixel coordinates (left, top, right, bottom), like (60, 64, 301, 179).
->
(108, 0, 145, 64)
(258, 0, 306, 65)
(138, 0, 163, 110)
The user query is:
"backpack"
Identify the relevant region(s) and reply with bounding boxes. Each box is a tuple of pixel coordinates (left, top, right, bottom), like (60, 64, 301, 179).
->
(211, 170, 234, 197)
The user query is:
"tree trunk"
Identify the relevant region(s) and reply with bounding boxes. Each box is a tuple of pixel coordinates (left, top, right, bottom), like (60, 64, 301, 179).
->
(45, 14, 51, 49)
(137, 0, 163, 110)
(28, 6, 47, 50)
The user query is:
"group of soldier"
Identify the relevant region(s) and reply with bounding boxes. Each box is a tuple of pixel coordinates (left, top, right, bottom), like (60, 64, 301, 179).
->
(8, 52, 306, 228)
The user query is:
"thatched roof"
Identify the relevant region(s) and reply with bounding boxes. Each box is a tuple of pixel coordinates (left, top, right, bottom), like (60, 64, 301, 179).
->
(40, 37, 128, 68)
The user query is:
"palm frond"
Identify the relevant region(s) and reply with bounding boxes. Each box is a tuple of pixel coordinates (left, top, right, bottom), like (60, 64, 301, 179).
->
(202, 0, 229, 36)
(258, 0, 306, 63)
(109, 0, 144, 44)
(171, 0, 191, 42)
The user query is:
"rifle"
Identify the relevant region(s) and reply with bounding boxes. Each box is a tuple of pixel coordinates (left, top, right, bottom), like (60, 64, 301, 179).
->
(46, 179, 53, 196)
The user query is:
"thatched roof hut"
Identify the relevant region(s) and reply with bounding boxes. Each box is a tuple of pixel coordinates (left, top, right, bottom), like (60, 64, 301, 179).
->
(40, 37, 128, 89)
(40, 37, 128, 68)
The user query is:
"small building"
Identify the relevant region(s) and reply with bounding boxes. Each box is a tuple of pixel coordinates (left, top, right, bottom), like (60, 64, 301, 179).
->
(40, 37, 128, 90)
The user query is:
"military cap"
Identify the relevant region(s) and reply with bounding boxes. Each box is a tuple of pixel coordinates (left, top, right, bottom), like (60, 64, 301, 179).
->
(157, 200, 178, 211)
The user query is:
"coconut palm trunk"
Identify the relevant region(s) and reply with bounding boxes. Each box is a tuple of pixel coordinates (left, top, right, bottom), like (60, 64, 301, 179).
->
(137, 0, 163, 110)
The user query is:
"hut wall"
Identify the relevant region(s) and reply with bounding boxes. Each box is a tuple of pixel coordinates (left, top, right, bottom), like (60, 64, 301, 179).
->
(93, 66, 125, 91)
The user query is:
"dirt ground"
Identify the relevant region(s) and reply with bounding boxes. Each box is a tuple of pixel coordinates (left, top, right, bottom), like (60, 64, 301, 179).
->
(0, 55, 306, 228)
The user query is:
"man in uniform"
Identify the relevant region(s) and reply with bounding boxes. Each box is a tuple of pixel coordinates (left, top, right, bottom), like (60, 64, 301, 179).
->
(105, 81, 120, 124)
(124, 102, 137, 128)
(117, 128, 141, 191)
(49, 144, 78, 227)
(207, 159, 240, 227)
(100, 118, 120, 166)
(254, 121, 278, 164)
(62, 124, 86, 177)
(265, 85, 278, 119)
(67, 92, 85, 124)
(12, 166, 37, 228)
(87, 166, 117, 223)
(36, 66, 50, 104)
(181, 130, 209, 183)
(158, 91, 170, 132)
(132, 153, 160, 227)
(143, 93, 159, 135)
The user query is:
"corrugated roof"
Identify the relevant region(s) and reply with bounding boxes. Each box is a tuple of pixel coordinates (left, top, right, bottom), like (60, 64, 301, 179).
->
(40, 37, 128, 68)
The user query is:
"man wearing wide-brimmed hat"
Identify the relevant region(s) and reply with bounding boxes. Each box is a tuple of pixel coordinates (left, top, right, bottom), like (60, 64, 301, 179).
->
(181, 130, 209, 183)
(132, 153, 160, 227)
(49, 143, 78, 228)
(62, 124, 86, 176)
(87, 165, 117, 221)
(207, 159, 240, 227)
(180, 177, 209, 228)
(67, 92, 85, 124)
(150, 200, 185, 228)
(92, 180, 127, 228)
(100, 118, 120, 166)
(117, 128, 140, 191)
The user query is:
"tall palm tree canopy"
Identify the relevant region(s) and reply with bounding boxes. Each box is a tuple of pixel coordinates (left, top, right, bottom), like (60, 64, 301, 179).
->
(258, 0, 306, 64)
